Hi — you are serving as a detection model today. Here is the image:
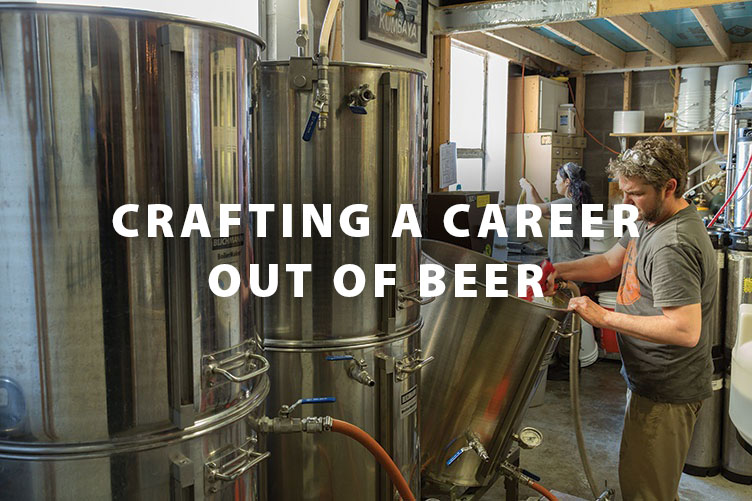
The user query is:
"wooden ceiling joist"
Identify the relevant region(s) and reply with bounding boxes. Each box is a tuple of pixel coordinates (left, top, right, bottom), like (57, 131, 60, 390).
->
(691, 6, 732, 60)
(606, 15, 677, 64)
(582, 42, 752, 73)
(451, 32, 556, 73)
(546, 22, 626, 68)
(489, 27, 583, 69)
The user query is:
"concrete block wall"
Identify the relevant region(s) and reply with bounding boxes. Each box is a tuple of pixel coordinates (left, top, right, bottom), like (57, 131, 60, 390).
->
(582, 70, 718, 206)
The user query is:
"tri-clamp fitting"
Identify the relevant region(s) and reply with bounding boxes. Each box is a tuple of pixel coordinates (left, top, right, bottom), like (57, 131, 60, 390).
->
(315, 56, 330, 130)
(325, 355, 375, 387)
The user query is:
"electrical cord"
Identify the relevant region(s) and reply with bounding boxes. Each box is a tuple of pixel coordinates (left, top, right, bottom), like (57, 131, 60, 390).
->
(566, 80, 620, 155)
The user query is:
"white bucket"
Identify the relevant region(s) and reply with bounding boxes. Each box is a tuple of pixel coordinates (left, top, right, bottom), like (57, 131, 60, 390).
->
(677, 67, 711, 132)
(613, 111, 645, 134)
(714, 65, 749, 131)
(597, 291, 618, 307)
(589, 220, 619, 253)
(579, 320, 598, 367)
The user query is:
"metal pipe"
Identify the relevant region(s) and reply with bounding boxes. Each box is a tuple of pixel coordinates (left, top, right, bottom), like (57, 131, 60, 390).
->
(297, 0, 309, 56)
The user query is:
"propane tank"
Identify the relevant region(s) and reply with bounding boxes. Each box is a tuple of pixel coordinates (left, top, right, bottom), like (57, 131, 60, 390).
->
(730, 303, 752, 447)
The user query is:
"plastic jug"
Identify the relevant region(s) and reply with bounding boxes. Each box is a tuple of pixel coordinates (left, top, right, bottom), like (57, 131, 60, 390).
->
(730, 303, 752, 446)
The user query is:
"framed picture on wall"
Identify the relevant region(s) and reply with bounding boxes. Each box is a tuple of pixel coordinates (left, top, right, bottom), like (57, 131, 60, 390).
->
(360, 0, 428, 57)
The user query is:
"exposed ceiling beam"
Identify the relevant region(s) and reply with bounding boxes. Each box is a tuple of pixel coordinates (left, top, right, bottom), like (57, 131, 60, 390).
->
(546, 22, 626, 67)
(598, 0, 739, 18)
(582, 42, 752, 73)
(451, 32, 556, 73)
(489, 27, 583, 69)
(691, 6, 732, 60)
(606, 15, 676, 64)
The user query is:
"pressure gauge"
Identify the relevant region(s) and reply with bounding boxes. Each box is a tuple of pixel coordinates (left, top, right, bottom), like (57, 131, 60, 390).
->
(516, 427, 543, 449)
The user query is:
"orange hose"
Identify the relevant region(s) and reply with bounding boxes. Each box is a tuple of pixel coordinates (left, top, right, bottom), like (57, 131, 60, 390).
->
(330, 419, 415, 501)
(530, 480, 559, 501)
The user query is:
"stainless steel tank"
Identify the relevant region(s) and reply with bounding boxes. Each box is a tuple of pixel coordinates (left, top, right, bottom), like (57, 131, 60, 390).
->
(0, 4, 267, 498)
(418, 240, 570, 490)
(254, 60, 426, 500)
(722, 233, 752, 484)
(732, 129, 752, 229)
(684, 230, 728, 476)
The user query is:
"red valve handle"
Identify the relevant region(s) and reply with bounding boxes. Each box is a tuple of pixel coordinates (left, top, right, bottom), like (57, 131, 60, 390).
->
(522, 260, 557, 301)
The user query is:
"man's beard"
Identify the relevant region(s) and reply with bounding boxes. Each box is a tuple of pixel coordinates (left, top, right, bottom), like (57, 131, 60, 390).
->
(640, 198, 664, 223)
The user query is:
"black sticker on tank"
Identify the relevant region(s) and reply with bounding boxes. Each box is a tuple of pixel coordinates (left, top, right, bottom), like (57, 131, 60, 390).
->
(212, 233, 244, 250)
(400, 385, 418, 418)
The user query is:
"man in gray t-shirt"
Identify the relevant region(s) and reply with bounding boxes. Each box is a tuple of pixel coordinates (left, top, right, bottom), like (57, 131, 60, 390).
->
(545, 137, 717, 500)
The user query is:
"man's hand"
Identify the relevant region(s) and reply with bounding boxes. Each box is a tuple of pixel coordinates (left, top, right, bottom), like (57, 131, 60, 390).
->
(543, 268, 559, 296)
(567, 296, 611, 328)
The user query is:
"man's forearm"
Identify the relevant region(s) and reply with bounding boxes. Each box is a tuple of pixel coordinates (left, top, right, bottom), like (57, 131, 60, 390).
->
(603, 310, 698, 347)
(556, 254, 621, 283)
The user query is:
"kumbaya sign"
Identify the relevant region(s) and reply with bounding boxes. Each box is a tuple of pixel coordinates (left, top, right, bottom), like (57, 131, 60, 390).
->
(112, 203, 640, 299)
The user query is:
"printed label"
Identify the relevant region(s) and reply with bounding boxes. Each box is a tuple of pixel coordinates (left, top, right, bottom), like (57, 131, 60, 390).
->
(400, 385, 418, 418)
(712, 379, 723, 391)
(477, 195, 490, 208)
(212, 234, 244, 251)
(744, 277, 752, 294)
(541, 136, 552, 145)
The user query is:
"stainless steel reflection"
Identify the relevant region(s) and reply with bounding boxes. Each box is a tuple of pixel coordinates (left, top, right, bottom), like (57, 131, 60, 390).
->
(262, 336, 421, 500)
(726, 250, 752, 357)
(711, 247, 727, 348)
(419, 240, 569, 488)
(684, 370, 723, 476)
(722, 373, 752, 483)
(255, 60, 425, 348)
(254, 60, 426, 501)
(0, 3, 263, 444)
(0, 376, 269, 500)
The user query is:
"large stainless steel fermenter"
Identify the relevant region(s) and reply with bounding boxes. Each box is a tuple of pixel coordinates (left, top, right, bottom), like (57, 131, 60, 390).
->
(419, 240, 570, 493)
(0, 5, 268, 499)
(254, 59, 427, 500)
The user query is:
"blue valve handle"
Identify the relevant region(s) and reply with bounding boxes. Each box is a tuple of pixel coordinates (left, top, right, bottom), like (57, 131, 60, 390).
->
(348, 105, 367, 115)
(325, 355, 354, 361)
(446, 447, 466, 466)
(299, 397, 336, 405)
(521, 469, 540, 482)
(303, 111, 319, 141)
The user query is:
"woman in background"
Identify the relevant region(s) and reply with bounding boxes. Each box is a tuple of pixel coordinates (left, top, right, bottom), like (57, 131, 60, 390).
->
(519, 162, 594, 379)
(519, 162, 593, 264)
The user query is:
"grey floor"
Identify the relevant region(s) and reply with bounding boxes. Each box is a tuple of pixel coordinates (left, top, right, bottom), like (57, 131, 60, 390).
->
(480, 360, 751, 501)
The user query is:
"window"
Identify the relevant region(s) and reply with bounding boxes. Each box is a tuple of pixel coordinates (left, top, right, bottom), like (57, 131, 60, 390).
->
(448, 42, 508, 194)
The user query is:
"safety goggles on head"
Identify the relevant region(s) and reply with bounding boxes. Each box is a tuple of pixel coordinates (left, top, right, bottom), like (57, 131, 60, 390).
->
(619, 148, 665, 169)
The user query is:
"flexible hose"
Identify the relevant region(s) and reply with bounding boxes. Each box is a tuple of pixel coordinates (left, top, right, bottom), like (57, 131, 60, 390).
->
(330, 419, 415, 501)
(318, 0, 341, 56)
(708, 152, 752, 227)
(530, 480, 559, 501)
(564, 283, 601, 500)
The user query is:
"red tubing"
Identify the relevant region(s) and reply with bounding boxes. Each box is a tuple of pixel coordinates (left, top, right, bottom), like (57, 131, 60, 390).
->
(330, 419, 415, 501)
(708, 152, 752, 228)
(530, 481, 559, 501)
(743, 209, 752, 229)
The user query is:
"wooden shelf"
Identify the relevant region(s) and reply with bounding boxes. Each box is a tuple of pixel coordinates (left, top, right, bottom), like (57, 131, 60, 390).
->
(610, 131, 729, 137)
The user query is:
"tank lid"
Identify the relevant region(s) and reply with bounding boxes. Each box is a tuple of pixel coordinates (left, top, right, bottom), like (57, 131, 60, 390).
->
(730, 229, 752, 251)
(707, 226, 732, 248)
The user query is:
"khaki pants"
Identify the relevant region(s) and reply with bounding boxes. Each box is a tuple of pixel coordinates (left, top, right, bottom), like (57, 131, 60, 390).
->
(619, 390, 702, 501)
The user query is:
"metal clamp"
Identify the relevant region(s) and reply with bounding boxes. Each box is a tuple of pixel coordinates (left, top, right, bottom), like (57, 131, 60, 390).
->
(397, 288, 436, 310)
(326, 355, 375, 387)
(395, 350, 435, 381)
(205, 349, 270, 387)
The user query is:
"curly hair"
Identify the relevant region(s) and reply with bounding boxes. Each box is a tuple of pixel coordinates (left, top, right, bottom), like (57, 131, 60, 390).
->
(559, 162, 593, 209)
(606, 136, 688, 198)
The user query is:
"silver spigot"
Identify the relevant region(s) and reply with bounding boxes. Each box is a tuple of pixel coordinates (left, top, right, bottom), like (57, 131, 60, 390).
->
(326, 355, 375, 387)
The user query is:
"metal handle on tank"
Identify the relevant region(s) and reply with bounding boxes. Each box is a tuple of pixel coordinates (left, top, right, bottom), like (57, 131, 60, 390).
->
(207, 450, 271, 483)
(396, 350, 435, 381)
(398, 290, 436, 307)
(209, 352, 270, 384)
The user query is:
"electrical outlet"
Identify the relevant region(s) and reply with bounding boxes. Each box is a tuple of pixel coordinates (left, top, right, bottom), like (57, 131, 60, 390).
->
(664, 112, 675, 129)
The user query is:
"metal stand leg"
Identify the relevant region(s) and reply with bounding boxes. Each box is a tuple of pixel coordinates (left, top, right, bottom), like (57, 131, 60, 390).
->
(504, 448, 521, 501)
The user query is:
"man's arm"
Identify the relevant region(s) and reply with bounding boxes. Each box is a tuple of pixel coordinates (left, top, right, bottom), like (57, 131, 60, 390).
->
(551, 242, 626, 285)
(568, 298, 701, 347)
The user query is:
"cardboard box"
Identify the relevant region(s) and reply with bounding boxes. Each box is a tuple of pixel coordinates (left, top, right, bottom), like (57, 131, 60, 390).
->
(426, 192, 500, 255)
